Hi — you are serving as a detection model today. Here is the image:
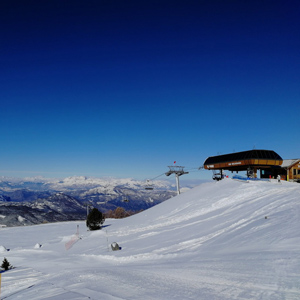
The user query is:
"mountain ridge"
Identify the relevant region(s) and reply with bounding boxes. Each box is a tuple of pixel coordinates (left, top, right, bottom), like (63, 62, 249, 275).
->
(0, 176, 185, 227)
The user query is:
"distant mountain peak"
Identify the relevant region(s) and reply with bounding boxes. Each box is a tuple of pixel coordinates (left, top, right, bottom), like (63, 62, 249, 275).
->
(0, 195, 11, 202)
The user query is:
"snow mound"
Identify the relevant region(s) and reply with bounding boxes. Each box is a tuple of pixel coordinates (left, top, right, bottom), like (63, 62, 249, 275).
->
(18, 216, 26, 222)
(0, 245, 7, 252)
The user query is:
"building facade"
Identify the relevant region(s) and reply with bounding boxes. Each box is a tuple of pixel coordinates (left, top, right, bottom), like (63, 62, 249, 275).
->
(280, 159, 300, 182)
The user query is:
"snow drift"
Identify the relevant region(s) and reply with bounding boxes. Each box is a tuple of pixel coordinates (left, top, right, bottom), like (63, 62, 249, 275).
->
(0, 178, 299, 299)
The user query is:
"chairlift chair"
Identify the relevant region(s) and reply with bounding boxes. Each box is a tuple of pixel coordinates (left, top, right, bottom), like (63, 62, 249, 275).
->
(212, 170, 223, 181)
(145, 179, 154, 190)
(122, 195, 129, 203)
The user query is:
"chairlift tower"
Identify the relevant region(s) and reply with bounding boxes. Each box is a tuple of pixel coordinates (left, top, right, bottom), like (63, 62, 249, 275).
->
(165, 166, 189, 195)
(86, 203, 93, 218)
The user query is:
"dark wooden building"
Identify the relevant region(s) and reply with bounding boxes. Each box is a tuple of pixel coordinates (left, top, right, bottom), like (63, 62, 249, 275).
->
(203, 149, 283, 179)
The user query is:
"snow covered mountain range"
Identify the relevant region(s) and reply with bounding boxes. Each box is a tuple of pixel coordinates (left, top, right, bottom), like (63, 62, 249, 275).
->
(0, 176, 181, 227)
(0, 178, 299, 299)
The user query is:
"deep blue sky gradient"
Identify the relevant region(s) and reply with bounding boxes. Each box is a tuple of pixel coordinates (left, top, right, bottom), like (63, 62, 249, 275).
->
(1, 0, 299, 180)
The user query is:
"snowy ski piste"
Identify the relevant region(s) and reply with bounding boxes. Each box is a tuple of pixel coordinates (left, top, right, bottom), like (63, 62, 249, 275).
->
(1, 178, 299, 299)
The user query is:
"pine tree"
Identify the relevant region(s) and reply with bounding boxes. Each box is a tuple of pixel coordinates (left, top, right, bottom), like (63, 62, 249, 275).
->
(114, 207, 126, 219)
(1, 257, 12, 271)
(86, 208, 104, 230)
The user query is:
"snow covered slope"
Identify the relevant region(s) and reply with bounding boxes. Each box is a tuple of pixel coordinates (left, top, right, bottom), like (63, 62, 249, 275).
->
(0, 178, 299, 299)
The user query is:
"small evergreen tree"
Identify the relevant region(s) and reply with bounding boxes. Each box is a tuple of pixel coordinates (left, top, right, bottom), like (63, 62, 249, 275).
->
(86, 208, 104, 230)
(1, 257, 12, 271)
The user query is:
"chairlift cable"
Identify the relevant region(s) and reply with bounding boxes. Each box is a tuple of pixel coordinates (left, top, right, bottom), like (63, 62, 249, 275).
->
(149, 172, 166, 181)
(184, 167, 200, 171)
(147, 166, 202, 182)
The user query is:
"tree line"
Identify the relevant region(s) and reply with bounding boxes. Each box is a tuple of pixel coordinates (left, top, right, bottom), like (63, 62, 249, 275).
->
(104, 207, 143, 219)
(86, 207, 143, 230)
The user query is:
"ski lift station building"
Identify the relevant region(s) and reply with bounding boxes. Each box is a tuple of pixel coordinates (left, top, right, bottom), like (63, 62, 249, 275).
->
(203, 149, 300, 182)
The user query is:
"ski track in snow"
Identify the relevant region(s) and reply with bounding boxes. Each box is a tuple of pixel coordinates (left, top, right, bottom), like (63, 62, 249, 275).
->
(0, 179, 300, 299)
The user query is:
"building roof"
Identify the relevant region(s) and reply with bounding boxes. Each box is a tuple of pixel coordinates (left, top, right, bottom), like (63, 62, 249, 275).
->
(204, 149, 282, 166)
(281, 159, 300, 168)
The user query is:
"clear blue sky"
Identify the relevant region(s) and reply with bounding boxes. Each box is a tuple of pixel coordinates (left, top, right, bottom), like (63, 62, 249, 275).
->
(1, 0, 299, 180)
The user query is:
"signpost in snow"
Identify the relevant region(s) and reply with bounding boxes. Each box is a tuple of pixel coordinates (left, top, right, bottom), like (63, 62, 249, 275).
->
(65, 225, 81, 250)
